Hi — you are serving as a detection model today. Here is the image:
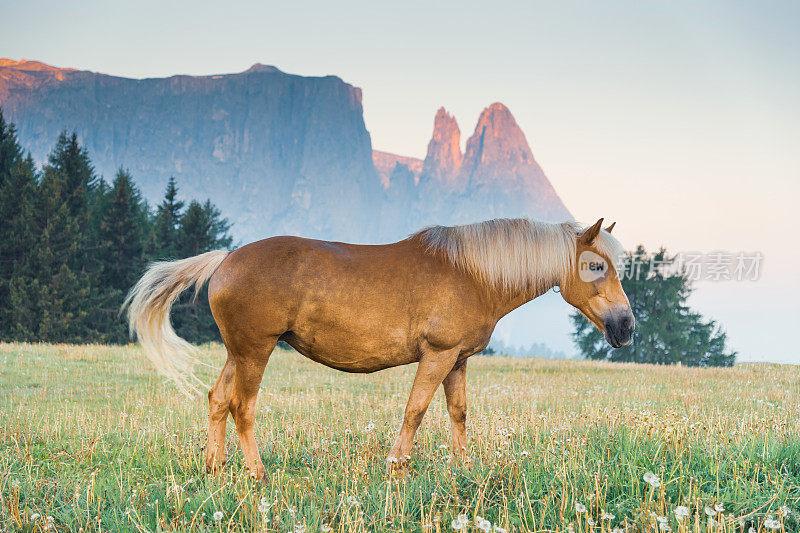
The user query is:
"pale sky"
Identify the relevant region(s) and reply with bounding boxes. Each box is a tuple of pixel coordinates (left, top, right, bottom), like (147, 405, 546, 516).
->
(2, 0, 798, 362)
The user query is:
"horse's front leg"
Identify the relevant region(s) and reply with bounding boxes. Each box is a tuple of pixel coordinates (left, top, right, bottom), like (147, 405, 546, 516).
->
(442, 359, 470, 466)
(387, 348, 460, 474)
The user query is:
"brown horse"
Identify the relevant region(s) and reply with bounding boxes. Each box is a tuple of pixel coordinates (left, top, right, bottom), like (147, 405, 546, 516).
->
(125, 217, 633, 478)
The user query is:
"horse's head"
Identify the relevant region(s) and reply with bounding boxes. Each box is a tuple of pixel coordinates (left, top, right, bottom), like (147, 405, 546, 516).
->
(560, 218, 634, 348)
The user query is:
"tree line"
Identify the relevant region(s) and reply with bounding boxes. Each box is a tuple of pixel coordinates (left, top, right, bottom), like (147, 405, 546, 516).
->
(0, 109, 232, 344)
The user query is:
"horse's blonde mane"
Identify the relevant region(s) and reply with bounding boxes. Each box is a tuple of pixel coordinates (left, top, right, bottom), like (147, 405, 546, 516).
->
(416, 218, 625, 292)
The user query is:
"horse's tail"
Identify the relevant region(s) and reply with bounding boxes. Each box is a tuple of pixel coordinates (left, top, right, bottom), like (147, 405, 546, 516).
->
(122, 250, 230, 395)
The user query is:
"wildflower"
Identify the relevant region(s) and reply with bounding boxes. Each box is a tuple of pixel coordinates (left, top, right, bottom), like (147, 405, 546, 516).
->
(493, 526, 507, 533)
(258, 499, 270, 513)
(344, 429, 352, 435)
(704, 506, 716, 517)
(656, 515, 668, 524)
(763, 516, 781, 530)
(601, 510, 615, 520)
(714, 503, 724, 513)
(659, 523, 672, 532)
(30, 513, 41, 521)
(11, 479, 20, 490)
(674, 506, 690, 520)
(294, 523, 306, 533)
(748, 528, 757, 533)
(364, 423, 375, 432)
(575, 502, 587, 513)
(451, 514, 468, 530)
(213, 511, 224, 521)
(346, 495, 360, 506)
(643, 472, 661, 488)
(520, 450, 530, 457)
(587, 517, 596, 526)
(475, 516, 491, 532)
(779, 505, 791, 517)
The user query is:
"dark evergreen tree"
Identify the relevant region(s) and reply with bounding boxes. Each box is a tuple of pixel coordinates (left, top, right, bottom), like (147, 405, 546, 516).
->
(152, 177, 184, 258)
(171, 199, 233, 343)
(24, 131, 100, 342)
(571, 246, 736, 367)
(0, 112, 39, 337)
(94, 169, 150, 341)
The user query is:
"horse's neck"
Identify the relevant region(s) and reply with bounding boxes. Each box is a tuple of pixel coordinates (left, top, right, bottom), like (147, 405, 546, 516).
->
(487, 280, 557, 320)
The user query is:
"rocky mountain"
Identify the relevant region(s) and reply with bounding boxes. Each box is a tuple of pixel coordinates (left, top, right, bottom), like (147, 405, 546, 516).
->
(377, 103, 572, 235)
(0, 59, 571, 245)
(0, 59, 383, 243)
(421, 108, 462, 188)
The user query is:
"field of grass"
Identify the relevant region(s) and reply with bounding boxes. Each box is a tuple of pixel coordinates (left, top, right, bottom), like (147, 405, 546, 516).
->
(0, 342, 797, 532)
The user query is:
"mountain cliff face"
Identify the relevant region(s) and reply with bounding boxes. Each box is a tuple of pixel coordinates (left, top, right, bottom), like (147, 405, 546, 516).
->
(0, 59, 383, 243)
(1, 59, 570, 245)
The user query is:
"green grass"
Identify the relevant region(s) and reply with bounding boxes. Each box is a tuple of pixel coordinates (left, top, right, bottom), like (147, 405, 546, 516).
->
(0, 343, 798, 532)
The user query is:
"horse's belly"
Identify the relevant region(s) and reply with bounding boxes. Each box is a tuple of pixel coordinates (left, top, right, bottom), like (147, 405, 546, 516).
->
(281, 323, 419, 373)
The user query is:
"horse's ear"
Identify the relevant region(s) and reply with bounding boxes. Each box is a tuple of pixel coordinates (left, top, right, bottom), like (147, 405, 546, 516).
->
(579, 218, 604, 245)
(604, 221, 616, 233)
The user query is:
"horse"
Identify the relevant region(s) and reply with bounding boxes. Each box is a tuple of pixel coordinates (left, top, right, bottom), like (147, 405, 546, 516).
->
(124, 217, 634, 479)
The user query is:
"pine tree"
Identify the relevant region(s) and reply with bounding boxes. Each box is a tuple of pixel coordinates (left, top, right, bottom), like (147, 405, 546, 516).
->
(25, 131, 101, 342)
(571, 246, 736, 367)
(94, 169, 150, 341)
(0, 111, 39, 338)
(171, 199, 233, 343)
(152, 177, 184, 258)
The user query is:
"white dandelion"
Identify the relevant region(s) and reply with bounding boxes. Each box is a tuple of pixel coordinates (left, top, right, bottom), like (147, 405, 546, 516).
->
(674, 506, 690, 520)
(643, 472, 661, 488)
(575, 502, 587, 513)
(451, 514, 468, 530)
(213, 511, 224, 521)
(475, 516, 491, 532)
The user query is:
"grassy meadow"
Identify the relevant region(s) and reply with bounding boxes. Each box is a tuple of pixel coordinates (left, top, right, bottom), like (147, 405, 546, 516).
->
(0, 343, 798, 532)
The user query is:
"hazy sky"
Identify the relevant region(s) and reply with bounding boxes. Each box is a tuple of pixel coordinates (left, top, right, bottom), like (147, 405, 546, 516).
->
(3, 0, 799, 362)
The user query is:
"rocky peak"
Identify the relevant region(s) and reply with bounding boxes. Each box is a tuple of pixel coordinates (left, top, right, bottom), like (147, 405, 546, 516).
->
(460, 102, 536, 184)
(243, 63, 280, 74)
(421, 107, 463, 186)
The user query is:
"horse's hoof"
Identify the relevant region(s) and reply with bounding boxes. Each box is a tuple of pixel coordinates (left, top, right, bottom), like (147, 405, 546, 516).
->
(249, 469, 267, 483)
(386, 455, 410, 477)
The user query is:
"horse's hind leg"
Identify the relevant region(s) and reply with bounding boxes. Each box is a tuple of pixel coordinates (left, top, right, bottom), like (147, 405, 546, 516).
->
(228, 336, 277, 480)
(206, 356, 235, 473)
(388, 347, 460, 472)
(442, 360, 469, 465)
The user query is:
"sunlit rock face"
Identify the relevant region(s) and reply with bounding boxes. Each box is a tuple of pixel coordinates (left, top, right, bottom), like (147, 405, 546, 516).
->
(422, 107, 463, 189)
(0, 59, 383, 244)
(379, 103, 572, 235)
(454, 102, 571, 222)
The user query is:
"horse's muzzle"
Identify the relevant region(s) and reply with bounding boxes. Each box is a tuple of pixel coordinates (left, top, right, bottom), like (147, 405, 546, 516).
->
(604, 310, 635, 348)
